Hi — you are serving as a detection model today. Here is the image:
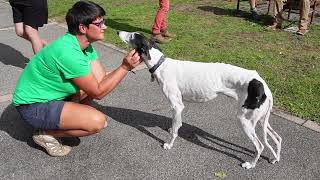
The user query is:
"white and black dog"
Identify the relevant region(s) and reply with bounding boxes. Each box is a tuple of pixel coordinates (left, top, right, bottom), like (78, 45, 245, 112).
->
(118, 31, 282, 169)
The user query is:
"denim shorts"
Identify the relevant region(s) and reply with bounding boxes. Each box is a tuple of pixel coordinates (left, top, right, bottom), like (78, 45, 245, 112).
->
(16, 100, 65, 130)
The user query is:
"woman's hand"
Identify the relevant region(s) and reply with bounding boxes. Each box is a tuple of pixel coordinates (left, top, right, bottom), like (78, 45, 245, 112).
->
(121, 49, 142, 71)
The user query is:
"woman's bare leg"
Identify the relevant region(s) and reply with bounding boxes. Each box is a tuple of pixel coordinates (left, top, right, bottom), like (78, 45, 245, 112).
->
(14, 22, 29, 40)
(47, 102, 106, 137)
(14, 23, 46, 53)
(69, 60, 107, 105)
(24, 25, 44, 53)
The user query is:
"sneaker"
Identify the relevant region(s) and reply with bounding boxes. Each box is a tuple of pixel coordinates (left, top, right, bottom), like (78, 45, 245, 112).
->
(32, 130, 71, 157)
(151, 34, 170, 44)
(251, 9, 259, 20)
(296, 28, 307, 36)
(161, 31, 177, 38)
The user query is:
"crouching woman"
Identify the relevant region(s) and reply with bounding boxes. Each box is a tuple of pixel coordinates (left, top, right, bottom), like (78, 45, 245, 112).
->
(12, 1, 141, 156)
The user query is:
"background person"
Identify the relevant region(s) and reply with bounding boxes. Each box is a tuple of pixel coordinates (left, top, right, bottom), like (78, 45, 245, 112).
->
(249, 0, 259, 19)
(12, 0, 142, 157)
(151, 0, 176, 43)
(9, 0, 48, 53)
(268, 0, 310, 35)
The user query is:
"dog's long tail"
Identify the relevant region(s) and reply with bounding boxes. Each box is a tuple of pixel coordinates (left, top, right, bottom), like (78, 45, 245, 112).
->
(261, 98, 282, 163)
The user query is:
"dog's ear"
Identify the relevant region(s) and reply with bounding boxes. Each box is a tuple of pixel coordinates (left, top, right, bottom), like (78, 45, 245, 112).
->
(133, 32, 151, 60)
(137, 37, 150, 60)
(149, 38, 162, 52)
(140, 45, 151, 60)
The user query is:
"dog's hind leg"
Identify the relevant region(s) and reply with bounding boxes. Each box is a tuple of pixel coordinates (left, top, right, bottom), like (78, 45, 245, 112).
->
(261, 116, 280, 163)
(238, 110, 264, 169)
(260, 100, 282, 164)
(266, 123, 282, 163)
(163, 90, 184, 150)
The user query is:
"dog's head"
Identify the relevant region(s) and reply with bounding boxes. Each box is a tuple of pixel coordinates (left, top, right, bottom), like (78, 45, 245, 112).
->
(117, 31, 162, 60)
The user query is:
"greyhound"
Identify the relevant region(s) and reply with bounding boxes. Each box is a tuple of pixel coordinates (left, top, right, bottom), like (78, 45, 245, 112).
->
(118, 31, 282, 169)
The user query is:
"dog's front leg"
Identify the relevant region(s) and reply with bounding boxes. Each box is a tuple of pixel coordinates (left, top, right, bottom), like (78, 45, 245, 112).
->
(163, 91, 184, 150)
(163, 105, 184, 149)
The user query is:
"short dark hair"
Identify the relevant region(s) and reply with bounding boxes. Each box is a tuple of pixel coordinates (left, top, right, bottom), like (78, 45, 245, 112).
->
(66, 0, 106, 35)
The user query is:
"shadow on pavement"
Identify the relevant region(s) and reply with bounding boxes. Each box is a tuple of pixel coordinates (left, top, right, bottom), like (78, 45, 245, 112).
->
(0, 43, 29, 68)
(95, 103, 270, 164)
(0, 104, 80, 150)
(0, 104, 34, 144)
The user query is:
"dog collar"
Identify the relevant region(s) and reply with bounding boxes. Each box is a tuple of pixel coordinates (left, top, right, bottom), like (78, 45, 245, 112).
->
(149, 55, 165, 74)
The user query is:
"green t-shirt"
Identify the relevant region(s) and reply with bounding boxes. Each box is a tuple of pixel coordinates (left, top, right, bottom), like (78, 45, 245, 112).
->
(13, 32, 98, 106)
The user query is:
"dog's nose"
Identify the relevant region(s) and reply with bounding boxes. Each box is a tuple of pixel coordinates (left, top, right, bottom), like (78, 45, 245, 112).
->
(116, 31, 120, 35)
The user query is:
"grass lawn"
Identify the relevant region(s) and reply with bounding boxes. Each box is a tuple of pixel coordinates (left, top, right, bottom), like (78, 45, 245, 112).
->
(48, 0, 320, 122)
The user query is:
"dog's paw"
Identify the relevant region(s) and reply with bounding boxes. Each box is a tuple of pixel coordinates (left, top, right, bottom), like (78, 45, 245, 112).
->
(163, 143, 172, 150)
(241, 162, 255, 169)
(270, 158, 280, 164)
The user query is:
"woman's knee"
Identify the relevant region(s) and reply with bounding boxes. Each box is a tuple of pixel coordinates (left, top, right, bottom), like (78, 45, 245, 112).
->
(90, 60, 107, 83)
(15, 27, 25, 37)
(24, 25, 40, 40)
(14, 23, 25, 37)
(87, 113, 107, 134)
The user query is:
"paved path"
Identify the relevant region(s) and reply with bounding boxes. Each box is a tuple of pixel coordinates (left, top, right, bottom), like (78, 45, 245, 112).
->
(0, 1, 319, 179)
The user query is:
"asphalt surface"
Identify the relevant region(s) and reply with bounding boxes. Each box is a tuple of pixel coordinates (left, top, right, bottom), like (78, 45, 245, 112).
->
(0, 1, 320, 179)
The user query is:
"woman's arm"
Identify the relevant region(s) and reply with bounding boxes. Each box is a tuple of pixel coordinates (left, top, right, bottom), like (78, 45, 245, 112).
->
(72, 49, 141, 100)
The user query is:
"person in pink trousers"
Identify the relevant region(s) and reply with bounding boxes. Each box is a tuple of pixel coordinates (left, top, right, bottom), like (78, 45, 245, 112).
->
(151, 0, 176, 43)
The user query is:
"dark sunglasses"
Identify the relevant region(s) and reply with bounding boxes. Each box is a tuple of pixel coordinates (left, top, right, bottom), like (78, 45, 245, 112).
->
(91, 19, 105, 28)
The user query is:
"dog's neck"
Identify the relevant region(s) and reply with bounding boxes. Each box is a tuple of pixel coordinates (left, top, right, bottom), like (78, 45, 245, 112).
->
(144, 47, 165, 71)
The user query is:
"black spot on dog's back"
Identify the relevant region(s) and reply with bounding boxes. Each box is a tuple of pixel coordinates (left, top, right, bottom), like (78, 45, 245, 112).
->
(243, 79, 267, 109)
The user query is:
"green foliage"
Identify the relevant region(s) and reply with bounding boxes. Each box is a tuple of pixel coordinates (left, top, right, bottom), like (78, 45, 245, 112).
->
(48, 0, 320, 122)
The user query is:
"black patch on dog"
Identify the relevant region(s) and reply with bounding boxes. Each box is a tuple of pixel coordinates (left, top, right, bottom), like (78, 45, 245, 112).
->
(131, 33, 162, 60)
(243, 78, 267, 109)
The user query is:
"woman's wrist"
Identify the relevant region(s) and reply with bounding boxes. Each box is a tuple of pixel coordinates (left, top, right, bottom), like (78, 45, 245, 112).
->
(120, 64, 131, 71)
